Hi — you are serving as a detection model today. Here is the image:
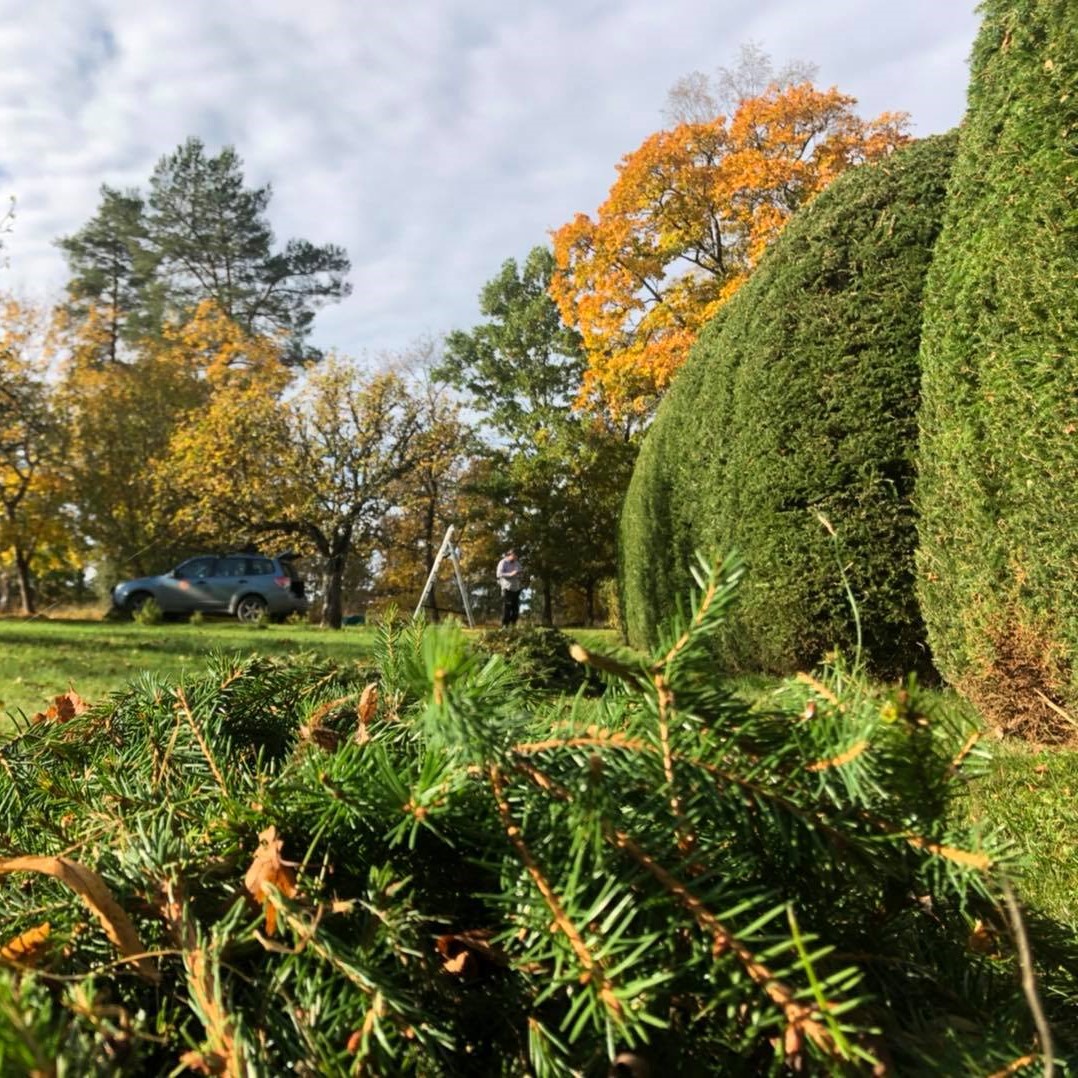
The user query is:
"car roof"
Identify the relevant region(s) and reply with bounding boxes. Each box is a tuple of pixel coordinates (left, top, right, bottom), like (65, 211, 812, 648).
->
(219, 551, 302, 561)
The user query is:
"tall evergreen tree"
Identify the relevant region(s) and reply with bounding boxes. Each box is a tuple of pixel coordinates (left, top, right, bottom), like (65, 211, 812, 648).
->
(55, 186, 151, 363)
(58, 139, 351, 363)
(145, 138, 351, 360)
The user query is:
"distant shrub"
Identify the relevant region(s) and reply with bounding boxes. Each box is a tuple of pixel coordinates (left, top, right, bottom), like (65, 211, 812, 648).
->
(916, 0, 1078, 741)
(474, 625, 599, 695)
(598, 577, 625, 639)
(621, 134, 957, 678)
(133, 597, 163, 626)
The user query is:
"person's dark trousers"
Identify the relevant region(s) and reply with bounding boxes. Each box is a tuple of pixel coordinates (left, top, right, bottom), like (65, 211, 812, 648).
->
(502, 590, 520, 627)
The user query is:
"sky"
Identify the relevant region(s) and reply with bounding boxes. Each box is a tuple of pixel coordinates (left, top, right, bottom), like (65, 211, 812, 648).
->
(0, 0, 981, 360)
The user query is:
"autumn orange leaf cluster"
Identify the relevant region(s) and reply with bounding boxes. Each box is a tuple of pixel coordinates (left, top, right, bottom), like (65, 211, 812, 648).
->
(551, 82, 909, 420)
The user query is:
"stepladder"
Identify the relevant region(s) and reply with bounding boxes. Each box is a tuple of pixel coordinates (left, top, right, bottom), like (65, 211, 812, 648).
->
(413, 524, 474, 628)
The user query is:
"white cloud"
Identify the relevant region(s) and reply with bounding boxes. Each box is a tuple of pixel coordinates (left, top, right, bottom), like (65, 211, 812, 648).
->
(0, 0, 980, 353)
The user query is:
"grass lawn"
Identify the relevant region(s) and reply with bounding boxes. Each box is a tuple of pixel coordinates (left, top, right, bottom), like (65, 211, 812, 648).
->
(0, 616, 377, 720)
(965, 740, 1078, 927)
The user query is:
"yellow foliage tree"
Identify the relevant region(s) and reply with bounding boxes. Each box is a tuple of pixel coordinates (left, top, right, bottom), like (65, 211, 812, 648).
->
(164, 358, 423, 628)
(551, 83, 909, 420)
(0, 297, 76, 613)
(57, 301, 289, 580)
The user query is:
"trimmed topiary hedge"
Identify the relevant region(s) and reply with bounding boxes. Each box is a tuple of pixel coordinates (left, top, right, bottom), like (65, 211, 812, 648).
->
(621, 133, 957, 677)
(916, 0, 1078, 740)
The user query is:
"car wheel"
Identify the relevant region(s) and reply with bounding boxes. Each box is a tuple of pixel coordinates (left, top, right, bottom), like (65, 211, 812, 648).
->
(126, 591, 153, 616)
(235, 594, 268, 624)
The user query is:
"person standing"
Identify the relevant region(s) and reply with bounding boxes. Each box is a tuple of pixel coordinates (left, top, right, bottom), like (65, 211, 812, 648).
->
(496, 549, 523, 626)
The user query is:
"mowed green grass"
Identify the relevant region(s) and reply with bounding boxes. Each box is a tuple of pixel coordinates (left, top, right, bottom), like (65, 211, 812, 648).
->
(0, 617, 377, 720)
(965, 741, 1078, 927)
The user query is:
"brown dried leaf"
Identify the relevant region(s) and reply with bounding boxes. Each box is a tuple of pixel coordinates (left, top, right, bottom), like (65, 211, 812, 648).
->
(0, 856, 158, 981)
(356, 683, 379, 743)
(243, 826, 297, 936)
(179, 1048, 230, 1074)
(298, 723, 343, 751)
(1, 921, 51, 966)
(968, 918, 1001, 956)
(31, 689, 89, 724)
(435, 928, 508, 980)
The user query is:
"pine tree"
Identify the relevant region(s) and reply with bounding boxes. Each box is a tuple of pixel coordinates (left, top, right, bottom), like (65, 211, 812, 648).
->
(55, 186, 153, 363)
(58, 139, 352, 364)
(146, 138, 352, 361)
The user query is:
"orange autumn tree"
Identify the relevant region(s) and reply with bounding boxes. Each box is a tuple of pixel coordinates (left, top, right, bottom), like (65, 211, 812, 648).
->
(551, 83, 909, 420)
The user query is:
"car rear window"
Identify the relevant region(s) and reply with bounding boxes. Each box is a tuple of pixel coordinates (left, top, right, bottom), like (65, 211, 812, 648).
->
(249, 558, 274, 575)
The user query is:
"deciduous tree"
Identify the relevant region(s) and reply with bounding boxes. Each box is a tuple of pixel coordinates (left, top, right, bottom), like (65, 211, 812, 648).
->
(0, 297, 73, 613)
(57, 303, 287, 581)
(552, 83, 908, 420)
(441, 248, 634, 624)
(373, 353, 482, 621)
(166, 360, 423, 629)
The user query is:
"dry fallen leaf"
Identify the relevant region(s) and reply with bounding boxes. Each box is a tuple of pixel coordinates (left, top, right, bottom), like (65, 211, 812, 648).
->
(298, 722, 343, 751)
(243, 826, 297, 936)
(1, 921, 51, 966)
(968, 918, 1001, 957)
(356, 683, 379, 743)
(435, 928, 509, 980)
(0, 856, 158, 981)
(31, 689, 89, 724)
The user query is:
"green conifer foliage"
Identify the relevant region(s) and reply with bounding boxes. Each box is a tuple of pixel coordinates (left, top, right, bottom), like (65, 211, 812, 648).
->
(621, 135, 957, 676)
(1, 566, 1074, 1074)
(916, 0, 1078, 740)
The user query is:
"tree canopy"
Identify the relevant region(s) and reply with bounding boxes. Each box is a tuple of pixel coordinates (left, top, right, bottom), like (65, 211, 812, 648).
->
(551, 83, 908, 421)
(0, 297, 74, 613)
(440, 247, 635, 624)
(58, 138, 351, 363)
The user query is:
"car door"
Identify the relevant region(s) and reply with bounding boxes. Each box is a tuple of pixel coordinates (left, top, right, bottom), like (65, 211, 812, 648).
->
(164, 557, 219, 612)
(201, 556, 250, 612)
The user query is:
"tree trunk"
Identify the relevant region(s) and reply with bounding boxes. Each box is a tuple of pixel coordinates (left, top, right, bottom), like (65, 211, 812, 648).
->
(14, 545, 35, 615)
(542, 579, 553, 627)
(585, 580, 596, 627)
(321, 552, 345, 630)
(423, 501, 441, 623)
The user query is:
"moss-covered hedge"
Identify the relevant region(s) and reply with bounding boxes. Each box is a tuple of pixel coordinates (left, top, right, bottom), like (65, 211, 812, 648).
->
(916, 0, 1078, 739)
(621, 133, 957, 677)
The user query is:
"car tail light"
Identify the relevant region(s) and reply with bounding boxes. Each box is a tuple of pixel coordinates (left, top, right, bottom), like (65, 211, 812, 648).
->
(273, 576, 290, 589)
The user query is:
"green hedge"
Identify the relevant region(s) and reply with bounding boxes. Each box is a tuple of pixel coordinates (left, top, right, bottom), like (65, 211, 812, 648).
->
(621, 134, 957, 677)
(916, 0, 1078, 739)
